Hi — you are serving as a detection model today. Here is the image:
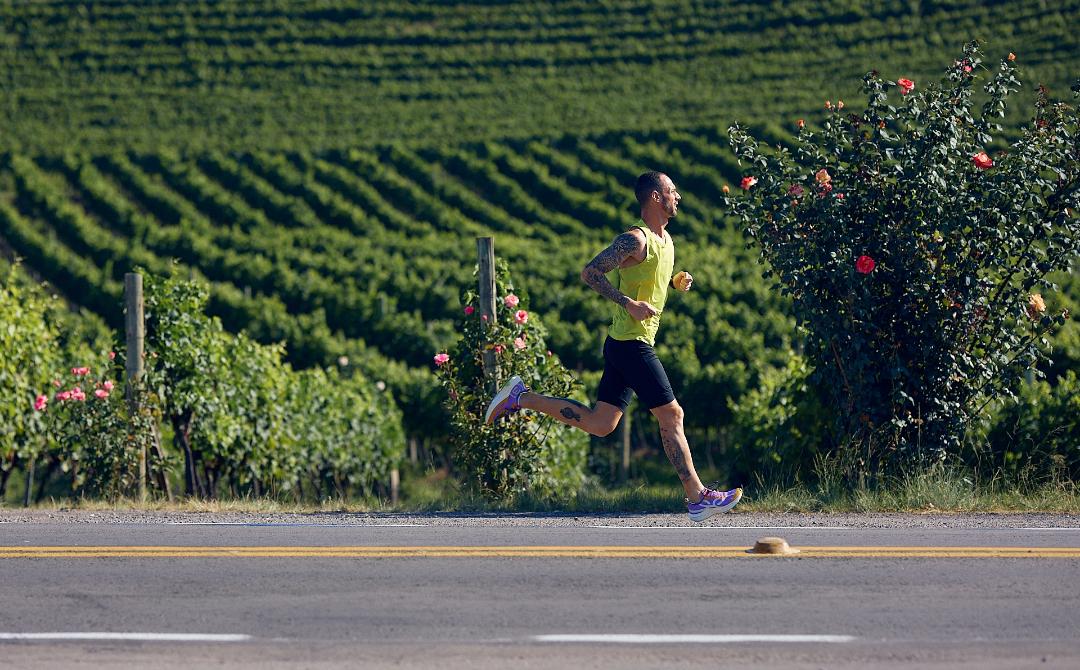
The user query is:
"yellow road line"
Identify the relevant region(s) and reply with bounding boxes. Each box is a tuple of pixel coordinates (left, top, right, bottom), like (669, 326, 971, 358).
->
(1, 546, 1080, 558)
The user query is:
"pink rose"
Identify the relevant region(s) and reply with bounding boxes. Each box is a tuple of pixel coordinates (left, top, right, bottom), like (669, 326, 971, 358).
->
(514, 310, 528, 325)
(108, 351, 116, 361)
(71, 387, 86, 402)
(433, 353, 450, 367)
(513, 337, 526, 351)
(56, 391, 71, 402)
(34, 395, 48, 412)
(972, 152, 993, 170)
(788, 184, 805, 197)
(494, 344, 505, 354)
(52, 379, 61, 388)
(897, 78, 915, 95)
(740, 176, 757, 190)
(94, 389, 109, 399)
(503, 294, 519, 309)
(464, 305, 475, 316)
(481, 314, 488, 322)
(103, 380, 115, 392)
(71, 367, 90, 376)
(547, 350, 553, 357)
(856, 255, 876, 274)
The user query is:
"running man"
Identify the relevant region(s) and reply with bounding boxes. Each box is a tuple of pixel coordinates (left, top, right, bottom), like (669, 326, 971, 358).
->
(485, 171, 741, 522)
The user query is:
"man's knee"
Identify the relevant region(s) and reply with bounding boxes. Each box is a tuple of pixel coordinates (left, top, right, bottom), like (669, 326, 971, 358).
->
(591, 418, 620, 437)
(651, 400, 684, 426)
(587, 403, 623, 437)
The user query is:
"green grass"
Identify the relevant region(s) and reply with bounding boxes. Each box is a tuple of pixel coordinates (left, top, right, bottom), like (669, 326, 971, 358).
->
(10, 468, 1080, 515)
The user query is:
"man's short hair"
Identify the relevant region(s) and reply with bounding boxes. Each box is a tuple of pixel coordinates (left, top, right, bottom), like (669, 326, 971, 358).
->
(635, 171, 666, 206)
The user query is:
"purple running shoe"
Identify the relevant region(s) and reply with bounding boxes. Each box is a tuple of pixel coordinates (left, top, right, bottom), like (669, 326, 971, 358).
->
(484, 375, 528, 424)
(687, 487, 742, 522)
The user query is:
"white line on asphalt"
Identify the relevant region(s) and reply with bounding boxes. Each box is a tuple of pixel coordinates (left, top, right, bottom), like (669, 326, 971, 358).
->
(164, 522, 427, 527)
(0, 633, 252, 642)
(589, 525, 1080, 531)
(589, 525, 852, 530)
(532, 634, 855, 644)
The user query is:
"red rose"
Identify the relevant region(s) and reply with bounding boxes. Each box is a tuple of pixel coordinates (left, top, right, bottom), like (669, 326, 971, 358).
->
(740, 176, 757, 190)
(856, 255, 876, 274)
(897, 78, 915, 95)
(972, 152, 993, 170)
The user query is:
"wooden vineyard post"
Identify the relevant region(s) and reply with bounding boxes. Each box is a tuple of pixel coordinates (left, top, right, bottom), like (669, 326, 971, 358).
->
(124, 273, 148, 504)
(477, 237, 498, 393)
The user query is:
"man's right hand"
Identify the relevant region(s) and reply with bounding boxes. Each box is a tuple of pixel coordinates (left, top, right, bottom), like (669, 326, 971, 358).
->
(625, 299, 659, 322)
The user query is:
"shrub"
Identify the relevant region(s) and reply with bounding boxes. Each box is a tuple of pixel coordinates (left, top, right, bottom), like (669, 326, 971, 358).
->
(726, 353, 831, 484)
(38, 359, 158, 499)
(727, 42, 1079, 477)
(0, 264, 59, 496)
(436, 260, 589, 500)
(977, 371, 1080, 481)
(144, 271, 404, 500)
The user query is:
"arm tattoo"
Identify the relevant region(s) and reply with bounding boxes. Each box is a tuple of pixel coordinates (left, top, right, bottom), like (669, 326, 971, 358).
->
(581, 232, 641, 306)
(660, 426, 692, 482)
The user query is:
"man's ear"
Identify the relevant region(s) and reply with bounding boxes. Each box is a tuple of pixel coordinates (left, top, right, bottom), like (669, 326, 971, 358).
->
(653, 191, 661, 202)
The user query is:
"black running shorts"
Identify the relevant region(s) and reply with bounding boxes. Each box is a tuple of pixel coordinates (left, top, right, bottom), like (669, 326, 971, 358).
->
(596, 336, 676, 411)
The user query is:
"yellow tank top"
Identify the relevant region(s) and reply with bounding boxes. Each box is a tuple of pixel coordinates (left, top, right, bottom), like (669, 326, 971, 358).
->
(608, 224, 674, 346)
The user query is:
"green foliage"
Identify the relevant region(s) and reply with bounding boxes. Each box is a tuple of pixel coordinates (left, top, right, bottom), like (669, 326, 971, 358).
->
(0, 264, 58, 486)
(2, 1, 1078, 152)
(727, 43, 1079, 475)
(39, 361, 157, 499)
(978, 371, 1080, 481)
(727, 354, 831, 484)
(144, 272, 405, 500)
(436, 261, 589, 500)
(2, 2, 1078, 491)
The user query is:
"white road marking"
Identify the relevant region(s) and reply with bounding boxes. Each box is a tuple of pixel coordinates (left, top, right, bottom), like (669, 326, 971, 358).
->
(589, 525, 1080, 531)
(0, 633, 251, 642)
(164, 522, 427, 527)
(533, 634, 855, 644)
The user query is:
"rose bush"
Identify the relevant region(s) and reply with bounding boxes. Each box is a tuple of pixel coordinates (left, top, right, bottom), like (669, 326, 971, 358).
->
(727, 42, 1078, 478)
(0, 261, 116, 501)
(436, 260, 588, 500)
(37, 357, 159, 499)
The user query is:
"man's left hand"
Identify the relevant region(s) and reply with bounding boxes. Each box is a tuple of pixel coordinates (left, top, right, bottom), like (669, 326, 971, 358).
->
(673, 271, 693, 292)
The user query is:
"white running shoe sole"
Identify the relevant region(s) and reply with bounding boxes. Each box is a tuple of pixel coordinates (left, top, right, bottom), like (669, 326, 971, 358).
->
(484, 375, 524, 424)
(687, 488, 742, 523)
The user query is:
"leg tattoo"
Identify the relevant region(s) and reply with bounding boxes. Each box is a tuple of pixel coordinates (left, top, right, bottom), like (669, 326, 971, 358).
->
(554, 397, 588, 422)
(660, 425, 692, 482)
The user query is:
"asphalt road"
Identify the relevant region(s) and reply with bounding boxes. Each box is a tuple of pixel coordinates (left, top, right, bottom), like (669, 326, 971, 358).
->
(2, 512, 1079, 669)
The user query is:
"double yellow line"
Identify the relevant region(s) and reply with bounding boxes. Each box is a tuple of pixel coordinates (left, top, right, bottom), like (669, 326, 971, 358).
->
(2, 545, 1079, 558)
